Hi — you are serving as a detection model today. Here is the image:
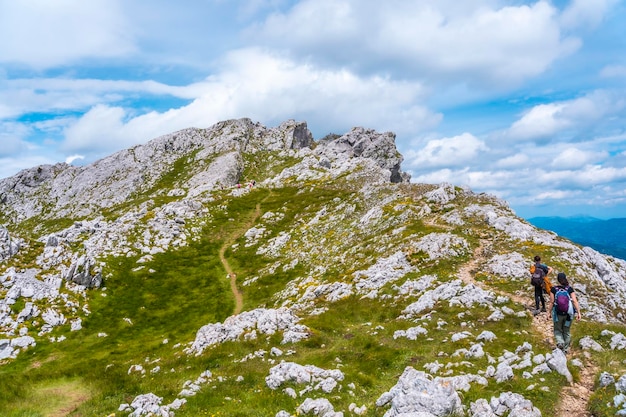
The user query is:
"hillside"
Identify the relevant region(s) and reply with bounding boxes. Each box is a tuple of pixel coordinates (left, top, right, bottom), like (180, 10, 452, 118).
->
(2, 118, 626, 417)
(528, 217, 626, 261)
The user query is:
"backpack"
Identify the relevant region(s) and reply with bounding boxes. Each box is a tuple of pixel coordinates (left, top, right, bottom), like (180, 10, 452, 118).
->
(530, 264, 546, 288)
(554, 286, 574, 315)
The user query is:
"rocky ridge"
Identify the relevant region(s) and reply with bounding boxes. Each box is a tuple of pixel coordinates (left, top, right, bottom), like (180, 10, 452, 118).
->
(1, 118, 626, 416)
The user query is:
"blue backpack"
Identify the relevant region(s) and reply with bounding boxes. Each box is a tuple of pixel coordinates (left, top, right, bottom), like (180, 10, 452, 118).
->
(554, 286, 574, 316)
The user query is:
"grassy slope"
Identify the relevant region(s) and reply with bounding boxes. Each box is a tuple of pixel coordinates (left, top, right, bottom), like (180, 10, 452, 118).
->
(2, 184, 626, 416)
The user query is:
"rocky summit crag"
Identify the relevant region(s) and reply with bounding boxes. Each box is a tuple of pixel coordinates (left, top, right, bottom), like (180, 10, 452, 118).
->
(2, 118, 626, 416)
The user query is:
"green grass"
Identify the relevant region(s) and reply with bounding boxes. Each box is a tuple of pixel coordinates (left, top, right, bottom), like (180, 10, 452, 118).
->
(3, 239, 45, 271)
(0, 216, 236, 415)
(0, 377, 91, 417)
(5, 178, 626, 416)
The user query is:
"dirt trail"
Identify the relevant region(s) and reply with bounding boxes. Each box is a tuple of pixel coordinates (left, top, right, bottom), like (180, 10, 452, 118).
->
(458, 240, 598, 417)
(218, 202, 262, 316)
(48, 389, 90, 417)
(35, 380, 91, 417)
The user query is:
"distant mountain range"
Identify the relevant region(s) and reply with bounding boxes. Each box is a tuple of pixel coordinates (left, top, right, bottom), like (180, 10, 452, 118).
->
(527, 216, 626, 260)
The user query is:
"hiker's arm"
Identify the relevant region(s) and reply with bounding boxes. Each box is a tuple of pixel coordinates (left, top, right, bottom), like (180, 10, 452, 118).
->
(547, 266, 553, 275)
(571, 292, 582, 320)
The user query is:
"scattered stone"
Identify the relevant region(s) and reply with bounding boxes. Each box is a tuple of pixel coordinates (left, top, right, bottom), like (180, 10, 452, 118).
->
(599, 372, 615, 388)
(297, 397, 342, 417)
(393, 326, 428, 340)
(580, 335, 604, 352)
(546, 349, 573, 384)
(266, 362, 344, 393)
(470, 392, 540, 417)
(188, 308, 310, 355)
(376, 367, 464, 417)
(476, 331, 497, 342)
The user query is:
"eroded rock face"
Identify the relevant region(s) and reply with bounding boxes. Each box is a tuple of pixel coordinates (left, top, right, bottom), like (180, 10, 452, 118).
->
(315, 127, 409, 183)
(0, 226, 21, 261)
(0, 119, 408, 224)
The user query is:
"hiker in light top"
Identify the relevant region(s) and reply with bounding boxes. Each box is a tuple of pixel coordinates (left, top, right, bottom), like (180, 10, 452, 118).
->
(531, 255, 553, 314)
(549, 272, 581, 354)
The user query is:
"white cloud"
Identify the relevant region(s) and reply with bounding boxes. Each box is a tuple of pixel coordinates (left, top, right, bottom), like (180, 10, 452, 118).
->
(410, 168, 464, 186)
(0, 78, 193, 119)
(495, 153, 530, 168)
(0, 121, 32, 157)
(560, 0, 618, 30)
(532, 189, 582, 204)
(250, 0, 580, 87)
(507, 103, 569, 140)
(236, 0, 289, 19)
(600, 65, 626, 78)
(62, 105, 141, 154)
(0, 155, 58, 179)
(506, 90, 625, 140)
(410, 151, 626, 218)
(551, 147, 607, 169)
(572, 165, 626, 186)
(65, 154, 85, 164)
(528, 164, 626, 190)
(405, 133, 488, 169)
(0, 136, 25, 157)
(411, 167, 519, 193)
(0, 0, 135, 68)
(60, 48, 441, 156)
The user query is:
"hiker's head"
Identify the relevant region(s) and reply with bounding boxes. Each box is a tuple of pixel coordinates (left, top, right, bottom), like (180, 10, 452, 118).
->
(534, 255, 541, 262)
(557, 272, 568, 286)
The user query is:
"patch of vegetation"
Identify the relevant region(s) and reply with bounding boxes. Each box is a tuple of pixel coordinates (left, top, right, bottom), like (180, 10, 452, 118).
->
(0, 216, 235, 416)
(0, 377, 92, 416)
(241, 151, 301, 183)
(16, 214, 77, 237)
(6, 239, 45, 271)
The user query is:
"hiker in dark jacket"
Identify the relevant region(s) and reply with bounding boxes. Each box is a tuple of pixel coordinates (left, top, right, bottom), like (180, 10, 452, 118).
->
(549, 272, 581, 354)
(531, 255, 553, 314)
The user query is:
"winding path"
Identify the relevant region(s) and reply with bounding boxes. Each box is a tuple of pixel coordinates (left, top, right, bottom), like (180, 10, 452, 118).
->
(458, 240, 598, 417)
(218, 202, 262, 316)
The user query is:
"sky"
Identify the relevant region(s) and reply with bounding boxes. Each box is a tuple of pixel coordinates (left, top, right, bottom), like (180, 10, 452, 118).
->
(1, 0, 625, 219)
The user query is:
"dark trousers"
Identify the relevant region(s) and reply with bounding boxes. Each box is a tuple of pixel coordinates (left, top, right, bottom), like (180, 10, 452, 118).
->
(534, 285, 545, 310)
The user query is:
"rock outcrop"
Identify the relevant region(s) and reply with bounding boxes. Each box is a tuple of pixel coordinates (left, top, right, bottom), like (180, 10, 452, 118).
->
(0, 226, 21, 261)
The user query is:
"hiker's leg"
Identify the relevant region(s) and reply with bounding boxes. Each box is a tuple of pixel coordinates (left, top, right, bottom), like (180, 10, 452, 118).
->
(553, 315, 566, 349)
(534, 286, 542, 310)
(563, 318, 573, 352)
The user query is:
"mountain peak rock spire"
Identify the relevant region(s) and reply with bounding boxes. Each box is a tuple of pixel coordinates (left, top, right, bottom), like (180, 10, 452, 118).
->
(0, 119, 409, 223)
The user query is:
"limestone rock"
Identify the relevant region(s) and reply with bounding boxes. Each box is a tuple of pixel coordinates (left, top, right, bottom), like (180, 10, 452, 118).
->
(376, 367, 464, 417)
(266, 362, 344, 392)
(188, 308, 310, 355)
(297, 397, 342, 417)
(0, 226, 22, 261)
(546, 348, 573, 384)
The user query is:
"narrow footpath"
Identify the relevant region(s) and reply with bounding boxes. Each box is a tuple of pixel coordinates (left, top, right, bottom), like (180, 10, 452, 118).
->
(458, 240, 598, 417)
(218, 202, 262, 316)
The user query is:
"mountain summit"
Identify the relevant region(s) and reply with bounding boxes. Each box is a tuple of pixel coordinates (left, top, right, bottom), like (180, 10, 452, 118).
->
(1, 119, 626, 416)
